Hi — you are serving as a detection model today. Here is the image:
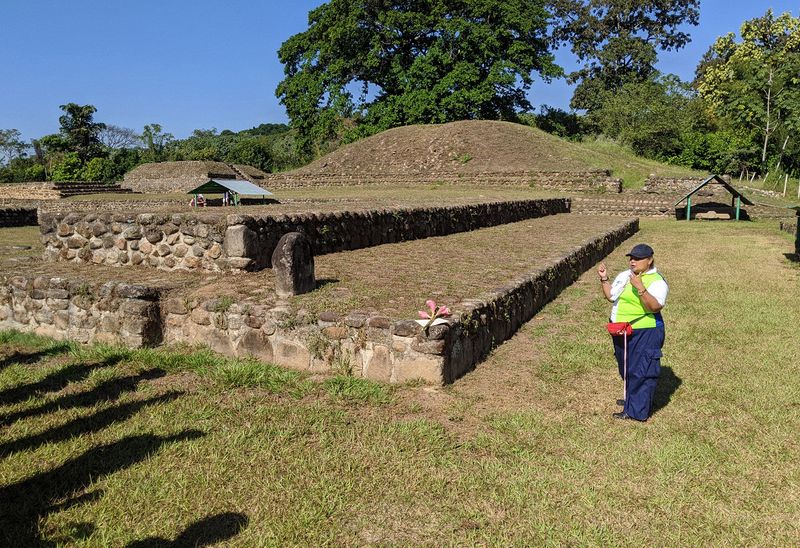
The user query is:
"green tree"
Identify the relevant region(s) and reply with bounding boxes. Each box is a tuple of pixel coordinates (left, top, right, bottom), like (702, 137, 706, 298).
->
(589, 74, 701, 159)
(58, 103, 106, 162)
(226, 138, 273, 172)
(550, 0, 699, 111)
(50, 152, 84, 181)
(140, 124, 174, 162)
(277, 0, 560, 153)
(0, 129, 28, 165)
(695, 10, 800, 166)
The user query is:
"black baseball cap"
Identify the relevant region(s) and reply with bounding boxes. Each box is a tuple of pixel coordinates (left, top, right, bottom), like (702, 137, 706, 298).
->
(626, 244, 654, 259)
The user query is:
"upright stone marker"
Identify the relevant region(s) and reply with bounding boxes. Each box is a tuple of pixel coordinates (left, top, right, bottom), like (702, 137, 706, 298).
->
(272, 232, 315, 297)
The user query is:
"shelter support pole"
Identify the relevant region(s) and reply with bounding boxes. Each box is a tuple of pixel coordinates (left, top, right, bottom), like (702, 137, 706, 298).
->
(686, 196, 692, 220)
(735, 196, 741, 220)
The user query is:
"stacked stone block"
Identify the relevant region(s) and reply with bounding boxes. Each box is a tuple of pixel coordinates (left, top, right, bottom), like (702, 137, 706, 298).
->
(0, 276, 161, 347)
(260, 170, 622, 192)
(0, 208, 37, 227)
(42, 199, 570, 272)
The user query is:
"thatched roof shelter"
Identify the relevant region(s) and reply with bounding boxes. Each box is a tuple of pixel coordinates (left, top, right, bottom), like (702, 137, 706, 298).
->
(123, 161, 270, 194)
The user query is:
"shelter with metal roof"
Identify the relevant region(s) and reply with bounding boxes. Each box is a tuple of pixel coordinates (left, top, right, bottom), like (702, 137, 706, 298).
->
(187, 178, 273, 207)
(673, 174, 754, 221)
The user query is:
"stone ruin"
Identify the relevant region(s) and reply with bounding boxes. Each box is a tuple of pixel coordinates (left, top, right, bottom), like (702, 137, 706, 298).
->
(1, 195, 640, 384)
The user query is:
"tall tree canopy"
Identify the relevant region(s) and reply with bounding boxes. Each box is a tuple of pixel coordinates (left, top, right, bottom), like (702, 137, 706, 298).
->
(277, 0, 560, 152)
(550, 0, 699, 111)
(57, 103, 106, 162)
(695, 9, 800, 165)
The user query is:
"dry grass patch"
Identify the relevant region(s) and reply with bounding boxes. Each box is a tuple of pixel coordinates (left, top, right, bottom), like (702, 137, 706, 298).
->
(295, 213, 630, 318)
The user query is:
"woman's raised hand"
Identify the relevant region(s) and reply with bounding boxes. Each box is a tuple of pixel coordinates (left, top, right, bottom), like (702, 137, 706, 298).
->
(597, 262, 608, 279)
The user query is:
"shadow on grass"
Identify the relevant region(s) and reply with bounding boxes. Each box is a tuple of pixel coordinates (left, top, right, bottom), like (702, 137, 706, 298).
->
(0, 341, 75, 372)
(0, 430, 205, 546)
(0, 368, 166, 426)
(125, 512, 250, 547)
(783, 252, 799, 263)
(0, 358, 122, 406)
(315, 278, 340, 289)
(652, 366, 682, 415)
(0, 392, 183, 458)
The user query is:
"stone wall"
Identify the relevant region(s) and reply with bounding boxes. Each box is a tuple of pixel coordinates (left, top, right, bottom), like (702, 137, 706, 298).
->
(0, 207, 38, 227)
(262, 170, 622, 192)
(571, 196, 675, 217)
(441, 218, 638, 382)
(641, 175, 730, 194)
(0, 183, 60, 201)
(2, 218, 638, 385)
(0, 276, 162, 347)
(41, 199, 570, 272)
(780, 218, 797, 237)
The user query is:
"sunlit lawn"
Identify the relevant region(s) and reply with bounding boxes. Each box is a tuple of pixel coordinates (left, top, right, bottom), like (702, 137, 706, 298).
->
(0, 218, 798, 545)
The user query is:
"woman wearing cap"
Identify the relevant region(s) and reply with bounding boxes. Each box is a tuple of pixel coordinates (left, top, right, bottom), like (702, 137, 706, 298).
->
(597, 243, 669, 421)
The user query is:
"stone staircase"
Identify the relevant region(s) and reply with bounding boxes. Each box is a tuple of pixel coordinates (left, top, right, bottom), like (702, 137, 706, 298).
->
(227, 164, 249, 180)
(52, 181, 139, 197)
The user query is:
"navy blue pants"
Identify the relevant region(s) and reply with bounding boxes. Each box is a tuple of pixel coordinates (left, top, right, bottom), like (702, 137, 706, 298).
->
(612, 325, 664, 421)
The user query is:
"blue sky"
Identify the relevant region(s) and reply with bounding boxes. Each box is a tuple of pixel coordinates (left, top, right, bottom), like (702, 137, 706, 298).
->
(1, 1, 797, 142)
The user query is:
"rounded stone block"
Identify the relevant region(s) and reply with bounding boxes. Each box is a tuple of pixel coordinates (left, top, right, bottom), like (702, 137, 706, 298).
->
(272, 232, 315, 297)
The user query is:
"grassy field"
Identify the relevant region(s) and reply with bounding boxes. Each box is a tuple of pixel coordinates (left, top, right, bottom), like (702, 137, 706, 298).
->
(1, 218, 798, 545)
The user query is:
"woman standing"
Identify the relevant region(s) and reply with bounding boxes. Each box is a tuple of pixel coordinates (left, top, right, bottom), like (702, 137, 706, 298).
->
(597, 243, 669, 421)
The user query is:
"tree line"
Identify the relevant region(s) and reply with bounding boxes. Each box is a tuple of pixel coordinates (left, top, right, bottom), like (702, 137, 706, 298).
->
(276, 2, 800, 180)
(0, 106, 301, 184)
(2, 3, 799, 184)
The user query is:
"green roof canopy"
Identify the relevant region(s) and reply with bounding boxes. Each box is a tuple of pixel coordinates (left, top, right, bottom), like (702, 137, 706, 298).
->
(186, 178, 273, 197)
(673, 175, 753, 207)
(673, 175, 753, 221)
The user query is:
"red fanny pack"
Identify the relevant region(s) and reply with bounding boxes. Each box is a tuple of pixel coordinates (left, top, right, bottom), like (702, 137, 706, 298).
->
(606, 322, 632, 336)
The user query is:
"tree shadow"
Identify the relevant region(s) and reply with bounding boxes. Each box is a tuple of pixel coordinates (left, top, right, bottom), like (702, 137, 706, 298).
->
(652, 366, 682, 415)
(783, 252, 799, 263)
(125, 512, 250, 547)
(0, 391, 184, 458)
(0, 341, 75, 372)
(315, 278, 339, 289)
(0, 358, 121, 406)
(0, 368, 166, 426)
(0, 430, 205, 546)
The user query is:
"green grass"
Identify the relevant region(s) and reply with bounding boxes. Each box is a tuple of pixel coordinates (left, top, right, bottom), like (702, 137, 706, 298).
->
(573, 136, 703, 188)
(1, 218, 798, 545)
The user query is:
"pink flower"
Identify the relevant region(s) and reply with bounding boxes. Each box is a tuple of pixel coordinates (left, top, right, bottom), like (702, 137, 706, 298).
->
(417, 299, 452, 331)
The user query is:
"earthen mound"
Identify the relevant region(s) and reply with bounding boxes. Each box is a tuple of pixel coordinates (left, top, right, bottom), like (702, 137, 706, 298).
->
(295, 120, 599, 175)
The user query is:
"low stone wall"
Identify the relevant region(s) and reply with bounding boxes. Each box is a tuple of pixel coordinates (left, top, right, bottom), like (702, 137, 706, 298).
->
(779, 218, 797, 237)
(641, 175, 729, 194)
(41, 199, 571, 272)
(0, 207, 38, 227)
(37, 200, 184, 214)
(0, 183, 60, 201)
(2, 218, 638, 384)
(262, 170, 622, 192)
(442, 218, 639, 381)
(0, 276, 162, 348)
(571, 196, 675, 217)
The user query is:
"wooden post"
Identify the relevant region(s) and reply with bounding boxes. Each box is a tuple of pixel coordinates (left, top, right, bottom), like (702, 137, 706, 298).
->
(784, 174, 789, 196)
(686, 196, 692, 220)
